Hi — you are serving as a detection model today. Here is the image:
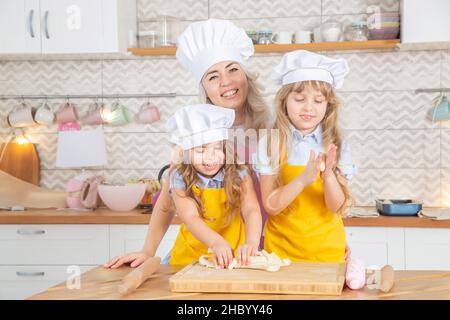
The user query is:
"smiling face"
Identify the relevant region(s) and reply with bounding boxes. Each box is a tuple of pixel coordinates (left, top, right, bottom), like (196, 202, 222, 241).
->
(285, 84, 328, 135)
(189, 141, 225, 177)
(201, 61, 249, 115)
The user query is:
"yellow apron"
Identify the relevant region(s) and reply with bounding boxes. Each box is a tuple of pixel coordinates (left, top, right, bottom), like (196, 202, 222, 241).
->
(264, 154, 346, 263)
(170, 184, 246, 265)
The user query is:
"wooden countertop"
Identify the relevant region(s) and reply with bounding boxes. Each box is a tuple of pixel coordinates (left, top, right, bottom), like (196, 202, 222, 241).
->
(1, 207, 449, 228)
(28, 265, 450, 300)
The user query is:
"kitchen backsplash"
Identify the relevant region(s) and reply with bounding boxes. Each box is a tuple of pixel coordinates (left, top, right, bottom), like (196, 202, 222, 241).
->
(1, 0, 450, 207)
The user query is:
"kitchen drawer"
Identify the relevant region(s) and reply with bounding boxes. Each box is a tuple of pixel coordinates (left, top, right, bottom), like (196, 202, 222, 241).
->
(0, 225, 109, 265)
(405, 228, 450, 270)
(345, 227, 405, 269)
(110, 224, 180, 260)
(0, 265, 96, 300)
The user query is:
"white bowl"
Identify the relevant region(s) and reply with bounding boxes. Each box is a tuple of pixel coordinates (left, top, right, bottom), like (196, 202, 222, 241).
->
(98, 184, 146, 211)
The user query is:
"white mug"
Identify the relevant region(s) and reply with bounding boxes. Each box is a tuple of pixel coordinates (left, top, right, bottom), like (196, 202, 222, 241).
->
(295, 30, 312, 44)
(7, 103, 37, 128)
(272, 31, 293, 44)
(34, 102, 54, 125)
(313, 27, 322, 43)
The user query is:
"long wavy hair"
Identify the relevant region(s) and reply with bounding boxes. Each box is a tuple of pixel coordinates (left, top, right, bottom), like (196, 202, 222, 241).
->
(171, 140, 250, 226)
(268, 80, 352, 215)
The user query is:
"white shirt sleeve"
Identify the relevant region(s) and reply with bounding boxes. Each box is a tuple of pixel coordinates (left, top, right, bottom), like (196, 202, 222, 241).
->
(338, 140, 357, 181)
(252, 134, 279, 175)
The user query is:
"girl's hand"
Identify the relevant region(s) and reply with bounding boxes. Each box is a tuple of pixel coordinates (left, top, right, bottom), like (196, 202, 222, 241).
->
(299, 150, 321, 186)
(236, 242, 259, 266)
(103, 252, 150, 269)
(210, 237, 234, 269)
(321, 144, 337, 180)
(344, 244, 351, 262)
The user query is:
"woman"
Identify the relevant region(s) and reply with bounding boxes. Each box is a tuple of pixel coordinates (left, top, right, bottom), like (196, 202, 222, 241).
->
(104, 19, 271, 268)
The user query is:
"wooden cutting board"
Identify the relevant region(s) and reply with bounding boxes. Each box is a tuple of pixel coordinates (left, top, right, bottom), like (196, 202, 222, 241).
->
(170, 261, 347, 295)
(0, 142, 40, 186)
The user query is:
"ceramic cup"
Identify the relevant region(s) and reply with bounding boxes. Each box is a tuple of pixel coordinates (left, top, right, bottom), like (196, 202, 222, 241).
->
(295, 30, 312, 44)
(56, 102, 78, 124)
(103, 101, 131, 126)
(313, 27, 322, 42)
(34, 102, 54, 125)
(83, 102, 105, 126)
(7, 103, 37, 128)
(137, 102, 160, 124)
(271, 31, 293, 44)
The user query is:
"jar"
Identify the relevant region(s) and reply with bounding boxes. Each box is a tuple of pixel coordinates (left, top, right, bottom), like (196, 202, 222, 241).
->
(320, 19, 342, 42)
(344, 22, 369, 41)
(246, 30, 258, 44)
(157, 14, 180, 47)
(257, 29, 273, 45)
(138, 31, 159, 48)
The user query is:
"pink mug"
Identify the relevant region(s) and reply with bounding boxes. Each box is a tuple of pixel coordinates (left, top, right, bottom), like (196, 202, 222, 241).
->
(83, 102, 105, 126)
(56, 102, 78, 124)
(137, 102, 160, 124)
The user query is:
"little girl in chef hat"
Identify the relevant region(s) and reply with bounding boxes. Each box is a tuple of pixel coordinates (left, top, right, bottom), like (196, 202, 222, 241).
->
(255, 50, 357, 263)
(166, 104, 262, 268)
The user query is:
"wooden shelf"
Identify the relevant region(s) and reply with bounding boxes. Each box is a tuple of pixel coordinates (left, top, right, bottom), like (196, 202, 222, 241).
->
(128, 39, 400, 56)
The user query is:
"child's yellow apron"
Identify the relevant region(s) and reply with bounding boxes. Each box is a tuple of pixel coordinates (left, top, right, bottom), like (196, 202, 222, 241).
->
(170, 185, 245, 265)
(264, 154, 346, 262)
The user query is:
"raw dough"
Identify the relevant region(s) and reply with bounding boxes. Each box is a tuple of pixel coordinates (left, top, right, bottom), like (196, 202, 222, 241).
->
(199, 250, 291, 272)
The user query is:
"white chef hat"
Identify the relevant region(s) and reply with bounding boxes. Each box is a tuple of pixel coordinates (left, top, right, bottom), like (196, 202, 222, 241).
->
(271, 50, 349, 89)
(176, 19, 254, 83)
(166, 104, 235, 150)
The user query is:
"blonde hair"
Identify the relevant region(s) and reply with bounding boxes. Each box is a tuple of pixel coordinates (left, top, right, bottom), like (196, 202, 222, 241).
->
(199, 68, 272, 131)
(171, 140, 250, 226)
(268, 80, 352, 216)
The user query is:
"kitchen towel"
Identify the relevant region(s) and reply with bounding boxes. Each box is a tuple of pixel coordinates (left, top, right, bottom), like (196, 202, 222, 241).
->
(419, 208, 450, 220)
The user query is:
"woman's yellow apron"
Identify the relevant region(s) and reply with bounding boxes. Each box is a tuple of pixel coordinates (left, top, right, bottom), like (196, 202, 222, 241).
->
(264, 153, 346, 263)
(170, 185, 245, 265)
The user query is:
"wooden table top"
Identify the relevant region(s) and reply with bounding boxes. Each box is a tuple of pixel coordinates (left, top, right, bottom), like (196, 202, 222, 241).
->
(28, 265, 450, 300)
(1, 207, 450, 228)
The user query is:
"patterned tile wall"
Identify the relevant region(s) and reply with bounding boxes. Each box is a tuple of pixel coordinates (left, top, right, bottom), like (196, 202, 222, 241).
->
(1, 0, 449, 207)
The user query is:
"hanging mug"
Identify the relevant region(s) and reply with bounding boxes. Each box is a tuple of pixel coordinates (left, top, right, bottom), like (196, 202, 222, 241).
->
(56, 102, 78, 124)
(430, 95, 450, 122)
(103, 101, 131, 126)
(34, 101, 55, 126)
(137, 101, 160, 124)
(83, 101, 105, 126)
(7, 102, 37, 128)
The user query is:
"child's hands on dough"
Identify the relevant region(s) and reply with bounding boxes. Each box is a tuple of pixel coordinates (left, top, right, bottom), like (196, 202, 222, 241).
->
(210, 237, 233, 269)
(236, 242, 258, 266)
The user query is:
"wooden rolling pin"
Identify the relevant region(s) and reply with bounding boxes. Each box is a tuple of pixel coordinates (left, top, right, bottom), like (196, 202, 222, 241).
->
(118, 257, 161, 295)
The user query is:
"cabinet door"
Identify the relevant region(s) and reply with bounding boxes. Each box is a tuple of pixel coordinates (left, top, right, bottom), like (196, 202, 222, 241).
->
(40, 0, 103, 53)
(0, 0, 41, 53)
(0, 265, 96, 300)
(405, 228, 450, 270)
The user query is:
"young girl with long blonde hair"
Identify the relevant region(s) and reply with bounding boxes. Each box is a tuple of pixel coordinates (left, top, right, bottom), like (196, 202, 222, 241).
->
(255, 50, 356, 263)
(167, 104, 262, 267)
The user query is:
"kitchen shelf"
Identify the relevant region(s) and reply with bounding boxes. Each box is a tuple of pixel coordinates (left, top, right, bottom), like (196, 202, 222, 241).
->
(127, 39, 400, 56)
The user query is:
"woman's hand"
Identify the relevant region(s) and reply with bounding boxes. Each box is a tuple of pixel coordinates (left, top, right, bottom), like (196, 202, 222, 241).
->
(103, 252, 150, 269)
(236, 242, 259, 266)
(298, 150, 321, 186)
(210, 237, 234, 269)
(321, 144, 337, 180)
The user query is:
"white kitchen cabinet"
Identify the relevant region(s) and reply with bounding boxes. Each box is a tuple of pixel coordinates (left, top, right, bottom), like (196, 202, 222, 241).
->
(110, 224, 181, 262)
(401, 0, 450, 43)
(0, 0, 136, 54)
(345, 227, 405, 270)
(0, 225, 109, 265)
(0, 0, 41, 53)
(0, 265, 96, 300)
(405, 228, 450, 270)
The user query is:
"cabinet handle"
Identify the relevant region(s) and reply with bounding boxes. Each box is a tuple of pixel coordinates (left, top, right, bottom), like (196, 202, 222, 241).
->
(16, 271, 45, 277)
(28, 10, 35, 38)
(44, 10, 50, 39)
(17, 229, 46, 235)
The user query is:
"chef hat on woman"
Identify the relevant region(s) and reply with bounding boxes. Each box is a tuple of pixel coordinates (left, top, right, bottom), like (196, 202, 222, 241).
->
(166, 104, 235, 150)
(271, 50, 349, 89)
(176, 19, 254, 83)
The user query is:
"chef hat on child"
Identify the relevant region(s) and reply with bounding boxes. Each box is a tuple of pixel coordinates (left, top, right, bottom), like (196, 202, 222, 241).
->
(166, 104, 235, 150)
(271, 50, 349, 89)
(176, 19, 254, 83)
